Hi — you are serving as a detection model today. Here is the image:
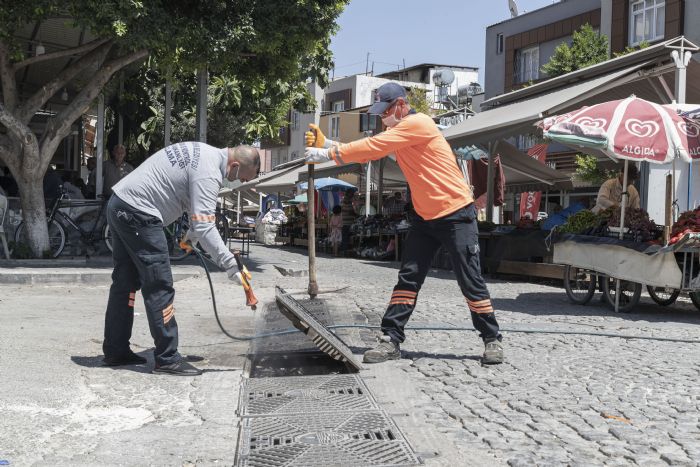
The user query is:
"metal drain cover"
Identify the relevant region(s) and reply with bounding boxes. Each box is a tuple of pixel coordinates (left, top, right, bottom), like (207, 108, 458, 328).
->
(239, 375, 379, 417)
(275, 287, 361, 371)
(236, 410, 421, 466)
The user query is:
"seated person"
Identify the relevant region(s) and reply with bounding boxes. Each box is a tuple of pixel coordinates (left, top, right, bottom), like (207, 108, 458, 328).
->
(592, 165, 640, 214)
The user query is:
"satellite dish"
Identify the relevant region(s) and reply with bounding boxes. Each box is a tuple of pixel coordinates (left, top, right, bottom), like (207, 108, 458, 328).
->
(508, 0, 519, 17)
(432, 69, 455, 86)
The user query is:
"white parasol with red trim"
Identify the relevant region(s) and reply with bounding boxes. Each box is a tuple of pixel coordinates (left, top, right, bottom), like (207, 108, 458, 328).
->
(540, 95, 700, 311)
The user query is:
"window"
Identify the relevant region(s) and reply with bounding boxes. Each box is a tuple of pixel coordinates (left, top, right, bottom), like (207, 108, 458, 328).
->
(629, 0, 665, 46)
(330, 116, 340, 138)
(360, 113, 380, 132)
(291, 110, 299, 130)
(515, 45, 539, 83)
(496, 33, 504, 55)
(332, 101, 345, 112)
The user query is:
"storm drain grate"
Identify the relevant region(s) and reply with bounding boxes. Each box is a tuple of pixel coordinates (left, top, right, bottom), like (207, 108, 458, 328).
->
(239, 375, 379, 417)
(236, 410, 421, 466)
(275, 286, 361, 372)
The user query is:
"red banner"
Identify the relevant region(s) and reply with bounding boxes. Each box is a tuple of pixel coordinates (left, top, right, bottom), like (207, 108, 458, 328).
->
(519, 144, 548, 220)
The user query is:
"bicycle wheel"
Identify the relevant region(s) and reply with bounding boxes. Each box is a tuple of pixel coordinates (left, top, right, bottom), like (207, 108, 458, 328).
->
(14, 219, 66, 258)
(103, 223, 113, 253)
(164, 221, 191, 261)
(217, 214, 230, 243)
(646, 286, 680, 306)
(688, 291, 700, 312)
(602, 277, 642, 313)
(563, 265, 596, 305)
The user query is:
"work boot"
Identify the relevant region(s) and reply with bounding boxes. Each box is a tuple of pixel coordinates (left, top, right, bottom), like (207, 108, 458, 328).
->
(482, 340, 504, 365)
(363, 335, 400, 363)
(103, 351, 147, 366)
(153, 360, 202, 376)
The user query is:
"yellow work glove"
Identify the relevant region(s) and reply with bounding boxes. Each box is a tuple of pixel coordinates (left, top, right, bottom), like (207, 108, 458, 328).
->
(304, 124, 336, 149)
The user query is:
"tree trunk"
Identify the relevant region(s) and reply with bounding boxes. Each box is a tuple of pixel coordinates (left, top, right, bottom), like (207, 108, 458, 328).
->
(17, 172, 49, 257)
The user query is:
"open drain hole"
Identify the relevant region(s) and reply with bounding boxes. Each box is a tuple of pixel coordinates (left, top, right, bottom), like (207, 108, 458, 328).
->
(249, 351, 352, 378)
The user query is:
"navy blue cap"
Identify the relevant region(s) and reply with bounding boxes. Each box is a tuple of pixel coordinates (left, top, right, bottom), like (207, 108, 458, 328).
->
(367, 82, 406, 115)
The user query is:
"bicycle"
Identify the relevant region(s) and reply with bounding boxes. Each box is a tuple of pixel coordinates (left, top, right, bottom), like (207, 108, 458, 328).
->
(164, 211, 230, 261)
(14, 187, 112, 258)
(164, 213, 191, 261)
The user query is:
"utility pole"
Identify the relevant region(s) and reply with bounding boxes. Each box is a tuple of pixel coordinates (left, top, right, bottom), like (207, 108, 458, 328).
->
(365, 52, 370, 75)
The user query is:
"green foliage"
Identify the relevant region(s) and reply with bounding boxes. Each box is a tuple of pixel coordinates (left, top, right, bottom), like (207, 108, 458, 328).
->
(613, 40, 650, 58)
(406, 88, 431, 115)
(574, 154, 615, 185)
(559, 210, 599, 234)
(541, 24, 608, 78)
(1, 1, 348, 163)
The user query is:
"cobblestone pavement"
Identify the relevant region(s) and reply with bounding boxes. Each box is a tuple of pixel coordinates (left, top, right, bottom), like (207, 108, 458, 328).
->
(2, 244, 699, 466)
(252, 245, 700, 467)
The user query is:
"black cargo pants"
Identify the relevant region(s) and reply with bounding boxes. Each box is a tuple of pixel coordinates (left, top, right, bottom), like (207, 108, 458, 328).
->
(102, 195, 181, 366)
(381, 203, 502, 344)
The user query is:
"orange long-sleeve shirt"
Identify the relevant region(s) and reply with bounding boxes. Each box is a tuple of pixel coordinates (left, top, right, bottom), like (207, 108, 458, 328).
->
(330, 113, 473, 220)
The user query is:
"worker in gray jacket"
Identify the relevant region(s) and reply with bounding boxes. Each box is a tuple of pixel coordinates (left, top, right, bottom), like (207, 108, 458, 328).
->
(102, 142, 260, 376)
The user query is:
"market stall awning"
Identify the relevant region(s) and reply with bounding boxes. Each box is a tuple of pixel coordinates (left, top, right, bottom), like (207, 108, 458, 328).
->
(232, 160, 305, 192)
(494, 140, 573, 193)
(441, 63, 651, 147)
(255, 163, 309, 192)
(298, 156, 407, 188)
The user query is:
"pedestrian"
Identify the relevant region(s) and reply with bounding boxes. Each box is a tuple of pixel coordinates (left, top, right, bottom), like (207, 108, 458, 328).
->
(304, 82, 503, 364)
(329, 205, 343, 256)
(103, 144, 134, 197)
(102, 142, 260, 375)
(340, 190, 356, 251)
(85, 157, 97, 198)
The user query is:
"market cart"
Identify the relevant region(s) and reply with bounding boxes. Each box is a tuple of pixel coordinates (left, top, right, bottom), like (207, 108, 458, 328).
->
(555, 232, 700, 312)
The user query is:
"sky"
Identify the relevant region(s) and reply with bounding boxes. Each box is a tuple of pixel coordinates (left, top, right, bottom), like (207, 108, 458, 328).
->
(330, 0, 556, 83)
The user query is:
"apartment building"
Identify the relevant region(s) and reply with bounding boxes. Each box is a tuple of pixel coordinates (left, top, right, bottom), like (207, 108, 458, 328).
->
(261, 70, 434, 167)
(484, 0, 691, 100)
(462, 0, 699, 222)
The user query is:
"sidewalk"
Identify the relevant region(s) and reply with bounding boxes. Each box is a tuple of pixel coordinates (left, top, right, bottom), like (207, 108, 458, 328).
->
(1, 244, 699, 466)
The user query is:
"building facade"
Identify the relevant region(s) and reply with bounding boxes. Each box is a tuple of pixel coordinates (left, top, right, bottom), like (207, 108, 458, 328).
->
(484, 0, 690, 100)
(480, 0, 698, 223)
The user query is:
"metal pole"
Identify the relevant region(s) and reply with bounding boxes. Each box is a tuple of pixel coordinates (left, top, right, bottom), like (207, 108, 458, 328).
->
(614, 160, 630, 313)
(95, 93, 105, 199)
(377, 158, 385, 215)
(365, 162, 372, 216)
(164, 80, 172, 146)
(237, 191, 241, 225)
(486, 142, 497, 222)
(195, 68, 208, 143)
(307, 165, 318, 298)
(118, 73, 124, 145)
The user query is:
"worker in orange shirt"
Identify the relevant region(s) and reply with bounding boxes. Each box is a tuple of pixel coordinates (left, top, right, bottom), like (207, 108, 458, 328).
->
(305, 82, 503, 365)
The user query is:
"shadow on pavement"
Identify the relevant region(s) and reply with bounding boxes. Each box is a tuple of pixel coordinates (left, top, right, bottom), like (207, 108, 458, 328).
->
(494, 292, 700, 325)
(70, 354, 153, 374)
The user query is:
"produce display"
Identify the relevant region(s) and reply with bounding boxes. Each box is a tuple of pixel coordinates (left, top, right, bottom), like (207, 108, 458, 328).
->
(558, 207, 659, 242)
(670, 207, 700, 244)
(558, 210, 599, 234)
(601, 207, 658, 241)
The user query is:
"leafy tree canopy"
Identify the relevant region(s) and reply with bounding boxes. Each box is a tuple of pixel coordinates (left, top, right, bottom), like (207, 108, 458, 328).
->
(541, 24, 608, 78)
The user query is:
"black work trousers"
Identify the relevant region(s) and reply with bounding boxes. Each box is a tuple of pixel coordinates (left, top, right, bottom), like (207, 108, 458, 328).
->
(102, 196, 181, 366)
(381, 203, 502, 344)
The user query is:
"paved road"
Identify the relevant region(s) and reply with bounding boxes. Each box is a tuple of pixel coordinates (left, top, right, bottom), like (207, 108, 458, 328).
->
(1, 244, 699, 466)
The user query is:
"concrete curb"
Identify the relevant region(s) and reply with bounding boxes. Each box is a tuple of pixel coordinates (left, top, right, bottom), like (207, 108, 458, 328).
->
(0, 266, 202, 285)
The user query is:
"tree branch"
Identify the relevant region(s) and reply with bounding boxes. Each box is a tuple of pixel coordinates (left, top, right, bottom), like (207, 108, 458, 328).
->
(17, 41, 113, 125)
(0, 103, 33, 145)
(0, 43, 18, 111)
(13, 38, 111, 72)
(39, 49, 149, 169)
